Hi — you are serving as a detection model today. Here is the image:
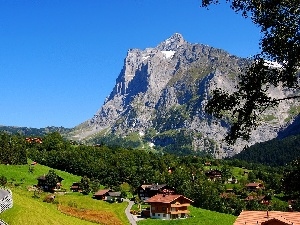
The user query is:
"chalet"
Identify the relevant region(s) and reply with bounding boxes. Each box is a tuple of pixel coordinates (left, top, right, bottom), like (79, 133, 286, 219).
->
(205, 169, 222, 181)
(93, 190, 122, 202)
(244, 195, 270, 205)
(234, 210, 300, 225)
(70, 182, 81, 192)
(144, 194, 193, 220)
(220, 189, 236, 199)
(106, 191, 122, 202)
(93, 189, 111, 200)
(137, 184, 175, 201)
(246, 182, 264, 191)
(25, 137, 42, 144)
(37, 174, 63, 192)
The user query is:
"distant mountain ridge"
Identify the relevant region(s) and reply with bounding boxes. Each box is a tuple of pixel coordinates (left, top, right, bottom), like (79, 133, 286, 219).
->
(68, 33, 300, 157)
(0, 125, 71, 136)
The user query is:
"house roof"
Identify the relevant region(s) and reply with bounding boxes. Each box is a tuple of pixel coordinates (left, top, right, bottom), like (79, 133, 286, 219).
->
(246, 182, 262, 187)
(93, 189, 110, 196)
(140, 184, 152, 190)
(107, 192, 121, 197)
(244, 195, 266, 201)
(234, 210, 300, 225)
(149, 184, 168, 191)
(145, 194, 193, 204)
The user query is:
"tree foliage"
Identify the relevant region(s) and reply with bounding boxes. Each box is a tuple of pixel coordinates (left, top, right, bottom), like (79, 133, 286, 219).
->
(0, 132, 27, 165)
(27, 133, 289, 215)
(45, 169, 60, 190)
(203, 0, 300, 144)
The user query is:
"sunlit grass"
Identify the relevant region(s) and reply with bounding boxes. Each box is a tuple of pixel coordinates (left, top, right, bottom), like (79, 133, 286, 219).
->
(138, 206, 236, 225)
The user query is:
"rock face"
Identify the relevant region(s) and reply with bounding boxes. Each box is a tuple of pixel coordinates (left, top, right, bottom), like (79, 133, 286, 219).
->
(72, 33, 299, 157)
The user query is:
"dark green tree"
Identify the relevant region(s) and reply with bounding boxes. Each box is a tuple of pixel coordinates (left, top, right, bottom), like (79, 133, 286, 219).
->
(79, 176, 91, 195)
(203, 0, 300, 144)
(0, 175, 7, 187)
(45, 170, 60, 191)
(282, 159, 300, 199)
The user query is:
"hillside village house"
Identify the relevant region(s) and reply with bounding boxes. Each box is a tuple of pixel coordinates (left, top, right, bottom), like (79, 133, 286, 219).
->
(137, 184, 175, 201)
(144, 194, 193, 220)
(246, 182, 264, 192)
(70, 182, 81, 192)
(37, 174, 64, 192)
(234, 210, 300, 225)
(93, 189, 122, 202)
(204, 169, 222, 181)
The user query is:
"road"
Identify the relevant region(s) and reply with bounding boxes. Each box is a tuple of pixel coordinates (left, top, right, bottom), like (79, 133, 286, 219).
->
(124, 200, 137, 225)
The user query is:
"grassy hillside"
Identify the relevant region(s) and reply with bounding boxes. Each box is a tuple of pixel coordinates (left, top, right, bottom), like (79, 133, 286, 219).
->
(138, 206, 236, 225)
(0, 161, 237, 225)
(0, 161, 129, 225)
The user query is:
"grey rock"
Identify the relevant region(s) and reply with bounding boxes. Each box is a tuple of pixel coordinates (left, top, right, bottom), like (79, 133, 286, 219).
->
(71, 33, 299, 158)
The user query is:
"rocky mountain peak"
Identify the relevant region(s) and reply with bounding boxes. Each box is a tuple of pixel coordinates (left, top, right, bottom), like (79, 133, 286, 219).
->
(157, 33, 186, 51)
(71, 34, 300, 158)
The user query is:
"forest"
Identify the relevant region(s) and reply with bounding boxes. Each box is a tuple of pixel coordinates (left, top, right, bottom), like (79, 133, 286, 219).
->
(1, 131, 300, 216)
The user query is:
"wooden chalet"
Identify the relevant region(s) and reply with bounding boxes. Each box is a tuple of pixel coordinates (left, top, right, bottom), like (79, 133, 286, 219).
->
(25, 137, 42, 144)
(70, 182, 81, 192)
(37, 174, 63, 192)
(137, 184, 175, 201)
(93, 189, 122, 202)
(205, 169, 222, 181)
(246, 182, 264, 191)
(93, 189, 111, 200)
(234, 210, 300, 225)
(144, 194, 193, 220)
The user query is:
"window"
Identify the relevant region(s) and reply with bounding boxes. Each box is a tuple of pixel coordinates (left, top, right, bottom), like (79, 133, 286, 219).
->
(152, 213, 155, 216)
(158, 214, 160, 217)
(152, 206, 156, 210)
(163, 214, 166, 217)
(162, 207, 166, 211)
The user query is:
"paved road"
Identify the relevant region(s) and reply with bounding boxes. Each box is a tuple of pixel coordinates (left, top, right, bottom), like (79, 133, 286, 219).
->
(124, 200, 137, 225)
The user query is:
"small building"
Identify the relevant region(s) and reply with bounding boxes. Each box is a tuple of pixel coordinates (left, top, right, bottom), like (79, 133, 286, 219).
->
(234, 210, 300, 225)
(205, 169, 222, 181)
(93, 190, 122, 202)
(37, 174, 64, 192)
(137, 184, 175, 201)
(145, 194, 193, 220)
(93, 189, 111, 200)
(70, 182, 81, 192)
(246, 182, 264, 192)
(106, 191, 122, 202)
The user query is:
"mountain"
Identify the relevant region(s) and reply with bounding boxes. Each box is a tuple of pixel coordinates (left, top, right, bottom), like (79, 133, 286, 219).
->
(0, 125, 72, 136)
(69, 33, 300, 157)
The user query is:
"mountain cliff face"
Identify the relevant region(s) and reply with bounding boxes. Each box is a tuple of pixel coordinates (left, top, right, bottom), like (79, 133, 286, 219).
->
(71, 33, 299, 157)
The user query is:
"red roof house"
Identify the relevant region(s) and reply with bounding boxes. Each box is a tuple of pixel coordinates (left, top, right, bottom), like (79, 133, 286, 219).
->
(234, 210, 300, 225)
(145, 194, 193, 220)
(93, 189, 111, 200)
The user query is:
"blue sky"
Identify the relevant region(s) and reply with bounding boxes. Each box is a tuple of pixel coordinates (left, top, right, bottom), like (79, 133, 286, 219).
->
(0, 0, 261, 128)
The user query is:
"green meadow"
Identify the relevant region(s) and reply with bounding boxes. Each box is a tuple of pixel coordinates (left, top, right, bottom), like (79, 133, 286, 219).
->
(138, 207, 236, 225)
(0, 162, 236, 225)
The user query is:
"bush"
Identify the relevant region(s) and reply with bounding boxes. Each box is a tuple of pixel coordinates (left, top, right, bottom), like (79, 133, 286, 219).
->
(0, 175, 7, 186)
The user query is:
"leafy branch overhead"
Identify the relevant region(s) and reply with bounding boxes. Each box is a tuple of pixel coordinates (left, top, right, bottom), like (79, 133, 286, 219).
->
(202, 0, 300, 144)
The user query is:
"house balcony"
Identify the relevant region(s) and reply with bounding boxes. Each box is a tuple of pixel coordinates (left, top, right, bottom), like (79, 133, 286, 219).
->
(170, 210, 190, 214)
(171, 203, 190, 207)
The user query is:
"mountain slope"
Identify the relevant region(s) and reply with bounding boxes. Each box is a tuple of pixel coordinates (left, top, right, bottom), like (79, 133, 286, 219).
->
(70, 33, 299, 157)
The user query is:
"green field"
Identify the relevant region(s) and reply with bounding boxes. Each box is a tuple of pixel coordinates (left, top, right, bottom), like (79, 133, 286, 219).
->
(0, 162, 129, 225)
(0, 162, 237, 225)
(138, 207, 236, 225)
